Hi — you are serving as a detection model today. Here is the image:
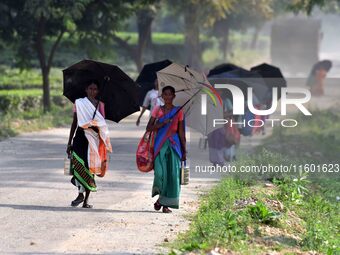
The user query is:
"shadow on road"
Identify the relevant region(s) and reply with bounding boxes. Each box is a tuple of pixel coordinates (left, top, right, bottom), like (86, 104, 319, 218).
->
(0, 203, 158, 214)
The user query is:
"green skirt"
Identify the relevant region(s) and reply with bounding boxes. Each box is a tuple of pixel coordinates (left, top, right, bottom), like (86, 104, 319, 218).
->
(152, 139, 181, 209)
(71, 127, 96, 192)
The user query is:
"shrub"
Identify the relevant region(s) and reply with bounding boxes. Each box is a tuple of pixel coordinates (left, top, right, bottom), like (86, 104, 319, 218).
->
(0, 89, 68, 114)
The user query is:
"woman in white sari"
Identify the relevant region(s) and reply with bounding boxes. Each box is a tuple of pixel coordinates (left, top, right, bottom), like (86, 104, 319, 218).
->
(67, 80, 112, 208)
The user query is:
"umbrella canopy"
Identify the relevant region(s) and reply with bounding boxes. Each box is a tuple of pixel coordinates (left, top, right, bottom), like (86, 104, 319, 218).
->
(250, 63, 287, 99)
(63, 59, 139, 122)
(157, 63, 224, 135)
(209, 68, 269, 104)
(207, 63, 245, 77)
(135, 59, 172, 106)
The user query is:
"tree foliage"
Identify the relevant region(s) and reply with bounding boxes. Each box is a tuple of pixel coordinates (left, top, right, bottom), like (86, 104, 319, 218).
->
(288, 0, 340, 15)
(0, 0, 152, 111)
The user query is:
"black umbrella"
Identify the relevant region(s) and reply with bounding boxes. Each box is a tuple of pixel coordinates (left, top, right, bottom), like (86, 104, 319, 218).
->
(207, 63, 246, 77)
(135, 59, 172, 106)
(250, 63, 287, 99)
(209, 68, 269, 104)
(63, 59, 139, 123)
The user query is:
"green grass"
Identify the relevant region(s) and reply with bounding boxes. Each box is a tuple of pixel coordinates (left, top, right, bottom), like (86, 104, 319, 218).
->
(0, 66, 63, 90)
(116, 32, 213, 45)
(0, 105, 72, 140)
(169, 109, 340, 254)
(116, 32, 185, 44)
(202, 32, 270, 69)
(0, 89, 62, 96)
(258, 108, 340, 164)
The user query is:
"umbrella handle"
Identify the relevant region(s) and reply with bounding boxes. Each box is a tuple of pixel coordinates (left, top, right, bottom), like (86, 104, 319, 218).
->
(92, 101, 100, 120)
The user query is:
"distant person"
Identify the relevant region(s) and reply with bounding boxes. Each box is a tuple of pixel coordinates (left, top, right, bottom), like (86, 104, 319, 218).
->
(208, 97, 240, 165)
(306, 60, 332, 96)
(66, 80, 112, 208)
(136, 79, 163, 126)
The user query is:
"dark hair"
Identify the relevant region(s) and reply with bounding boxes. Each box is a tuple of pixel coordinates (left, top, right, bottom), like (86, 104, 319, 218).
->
(162, 85, 175, 94)
(86, 79, 100, 89)
(312, 60, 332, 74)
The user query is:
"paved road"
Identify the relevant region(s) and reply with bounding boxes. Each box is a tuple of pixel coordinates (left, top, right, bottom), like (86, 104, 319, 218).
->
(0, 81, 338, 254)
(0, 114, 219, 255)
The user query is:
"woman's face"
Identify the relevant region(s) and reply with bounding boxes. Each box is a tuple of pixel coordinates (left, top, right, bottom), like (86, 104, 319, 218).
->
(161, 89, 175, 104)
(86, 83, 99, 99)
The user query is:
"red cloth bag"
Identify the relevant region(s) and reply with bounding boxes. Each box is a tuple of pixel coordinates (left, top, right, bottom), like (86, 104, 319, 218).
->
(136, 131, 155, 172)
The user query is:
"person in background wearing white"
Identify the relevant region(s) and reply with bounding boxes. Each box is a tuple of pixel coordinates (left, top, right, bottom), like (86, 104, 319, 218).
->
(136, 79, 164, 126)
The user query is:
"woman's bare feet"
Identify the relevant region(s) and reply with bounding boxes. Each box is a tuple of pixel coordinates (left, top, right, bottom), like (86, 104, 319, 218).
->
(162, 207, 172, 213)
(154, 199, 162, 211)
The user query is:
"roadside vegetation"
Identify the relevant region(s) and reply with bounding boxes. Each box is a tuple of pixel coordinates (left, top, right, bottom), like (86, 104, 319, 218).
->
(169, 109, 340, 255)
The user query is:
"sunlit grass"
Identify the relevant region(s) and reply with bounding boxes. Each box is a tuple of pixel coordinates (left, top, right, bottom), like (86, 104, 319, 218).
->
(169, 108, 340, 255)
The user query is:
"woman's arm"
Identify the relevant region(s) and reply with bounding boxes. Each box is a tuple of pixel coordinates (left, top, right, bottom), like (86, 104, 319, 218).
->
(178, 120, 186, 161)
(146, 116, 170, 132)
(66, 113, 77, 156)
(136, 106, 147, 126)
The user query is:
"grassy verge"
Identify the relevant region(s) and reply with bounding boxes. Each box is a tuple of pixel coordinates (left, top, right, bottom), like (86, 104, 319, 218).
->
(257, 109, 340, 164)
(0, 105, 72, 140)
(169, 109, 340, 255)
(0, 66, 62, 90)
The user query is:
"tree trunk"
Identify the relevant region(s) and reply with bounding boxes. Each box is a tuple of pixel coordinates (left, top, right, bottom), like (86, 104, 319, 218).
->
(136, 8, 155, 71)
(112, 8, 155, 72)
(221, 24, 230, 61)
(184, 5, 201, 69)
(35, 16, 64, 112)
(35, 16, 51, 112)
(42, 67, 50, 112)
(251, 26, 260, 49)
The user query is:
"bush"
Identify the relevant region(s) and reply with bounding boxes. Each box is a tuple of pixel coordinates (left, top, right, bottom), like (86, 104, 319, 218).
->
(0, 66, 62, 90)
(0, 89, 68, 114)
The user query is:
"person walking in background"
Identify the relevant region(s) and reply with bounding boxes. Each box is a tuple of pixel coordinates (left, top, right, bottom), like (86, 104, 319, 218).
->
(306, 60, 332, 96)
(66, 80, 112, 208)
(208, 97, 240, 165)
(146, 86, 186, 213)
(136, 79, 163, 126)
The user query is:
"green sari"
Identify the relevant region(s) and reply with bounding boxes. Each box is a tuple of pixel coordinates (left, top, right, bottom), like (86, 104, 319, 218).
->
(151, 106, 183, 209)
(152, 140, 181, 208)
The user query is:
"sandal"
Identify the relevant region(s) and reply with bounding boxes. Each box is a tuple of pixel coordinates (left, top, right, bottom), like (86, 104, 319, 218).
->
(71, 194, 84, 207)
(154, 199, 162, 211)
(82, 203, 93, 208)
(162, 207, 172, 213)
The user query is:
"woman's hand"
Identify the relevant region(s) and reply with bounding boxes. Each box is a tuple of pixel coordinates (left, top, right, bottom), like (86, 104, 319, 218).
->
(154, 119, 171, 130)
(101, 160, 107, 171)
(181, 152, 186, 161)
(136, 117, 141, 126)
(164, 118, 172, 124)
(66, 145, 72, 157)
(90, 126, 99, 133)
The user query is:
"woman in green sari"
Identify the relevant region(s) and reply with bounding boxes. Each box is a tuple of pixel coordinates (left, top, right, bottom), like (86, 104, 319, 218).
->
(146, 86, 186, 213)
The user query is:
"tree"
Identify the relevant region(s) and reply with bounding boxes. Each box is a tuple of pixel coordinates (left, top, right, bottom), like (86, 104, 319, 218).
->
(111, 3, 159, 71)
(0, 0, 151, 111)
(170, 0, 234, 68)
(0, 0, 92, 111)
(288, 0, 340, 15)
(211, 0, 274, 60)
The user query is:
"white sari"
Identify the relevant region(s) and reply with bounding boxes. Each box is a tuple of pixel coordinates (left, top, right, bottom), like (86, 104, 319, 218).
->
(75, 97, 112, 176)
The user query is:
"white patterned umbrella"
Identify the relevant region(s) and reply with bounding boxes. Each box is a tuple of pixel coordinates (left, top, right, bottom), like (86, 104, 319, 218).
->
(157, 63, 224, 135)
